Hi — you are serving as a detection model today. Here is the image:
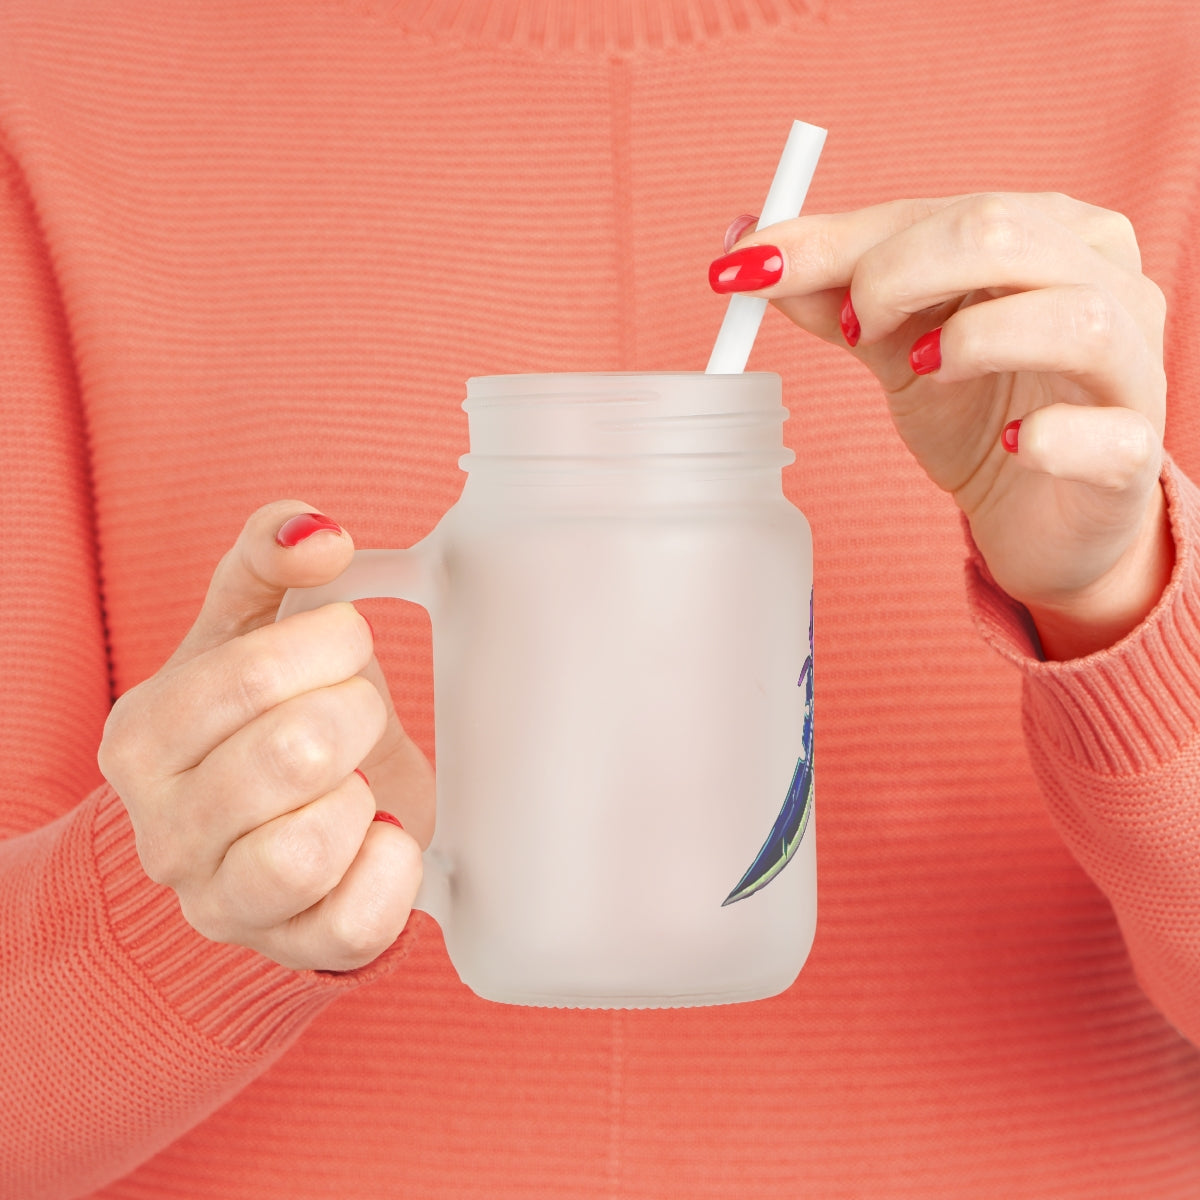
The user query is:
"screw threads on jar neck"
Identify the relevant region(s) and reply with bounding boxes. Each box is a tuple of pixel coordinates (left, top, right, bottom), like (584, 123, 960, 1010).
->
(459, 372, 794, 478)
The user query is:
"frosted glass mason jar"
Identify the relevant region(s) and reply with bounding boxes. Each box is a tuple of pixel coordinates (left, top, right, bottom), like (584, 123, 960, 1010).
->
(278, 372, 815, 1008)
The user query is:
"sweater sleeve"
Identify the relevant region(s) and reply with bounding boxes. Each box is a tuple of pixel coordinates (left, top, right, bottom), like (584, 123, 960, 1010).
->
(966, 457, 1200, 1048)
(0, 150, 418, 1198)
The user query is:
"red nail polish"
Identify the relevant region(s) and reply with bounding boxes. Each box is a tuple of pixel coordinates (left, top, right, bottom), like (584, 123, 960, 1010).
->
(1002, 419, 1022, 453)
(275, 512, 343, 548)
(708, 244, 784, 293)
(372, 810, 405, 830)
(354, 768, 370, 787)
(910, 327, 942, 375)
(839, 290, 860, 347)
(722, 213, 759, 254)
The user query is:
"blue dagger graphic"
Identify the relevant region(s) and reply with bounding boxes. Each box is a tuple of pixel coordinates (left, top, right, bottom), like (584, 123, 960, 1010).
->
(722, 589, 814, 907)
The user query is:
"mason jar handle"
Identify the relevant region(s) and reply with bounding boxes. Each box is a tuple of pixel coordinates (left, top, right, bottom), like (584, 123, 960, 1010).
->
(276, 546, 434, 616)
(275, 545, 452, 929)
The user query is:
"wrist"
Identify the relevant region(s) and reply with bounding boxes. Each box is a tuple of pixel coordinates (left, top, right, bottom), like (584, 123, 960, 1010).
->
(1021, 483, 1174, 660)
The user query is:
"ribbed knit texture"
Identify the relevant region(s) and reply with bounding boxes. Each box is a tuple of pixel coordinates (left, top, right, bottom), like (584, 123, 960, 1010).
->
(1, 1, 1199, 1197)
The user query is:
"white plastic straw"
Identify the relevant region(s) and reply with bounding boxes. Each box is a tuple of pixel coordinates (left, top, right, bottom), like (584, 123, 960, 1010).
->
(705, 120, 827, 374)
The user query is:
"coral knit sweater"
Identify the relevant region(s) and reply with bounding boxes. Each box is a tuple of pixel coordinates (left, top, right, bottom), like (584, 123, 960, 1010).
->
(2, 1, 1200, 1197)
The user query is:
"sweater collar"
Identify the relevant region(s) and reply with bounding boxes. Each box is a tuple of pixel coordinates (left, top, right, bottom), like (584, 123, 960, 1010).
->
(372, 0, 826, 52)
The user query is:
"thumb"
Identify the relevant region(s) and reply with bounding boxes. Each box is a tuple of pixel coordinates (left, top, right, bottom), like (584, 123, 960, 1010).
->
(167, 500, 356, 670)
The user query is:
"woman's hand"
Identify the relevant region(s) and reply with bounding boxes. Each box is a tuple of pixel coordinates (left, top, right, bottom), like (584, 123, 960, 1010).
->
(98, 501, 434, 972)
(711, 193, 1172, 659)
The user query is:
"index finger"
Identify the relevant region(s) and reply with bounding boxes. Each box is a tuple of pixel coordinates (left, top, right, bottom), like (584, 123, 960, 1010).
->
(730, 191, 1143, 298)
(133, 601, 374, 777)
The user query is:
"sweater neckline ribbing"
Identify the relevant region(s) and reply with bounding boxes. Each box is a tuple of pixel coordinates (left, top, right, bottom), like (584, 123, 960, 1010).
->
(338, 0, 827, 53)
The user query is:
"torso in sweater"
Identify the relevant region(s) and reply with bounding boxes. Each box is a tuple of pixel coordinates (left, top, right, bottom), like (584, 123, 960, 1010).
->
(2, 1, 1199, 1196)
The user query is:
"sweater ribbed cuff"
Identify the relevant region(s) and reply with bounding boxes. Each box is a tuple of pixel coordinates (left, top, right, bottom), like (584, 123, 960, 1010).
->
(965, 455, 1200, 775)
(90, 784, 420, 1059)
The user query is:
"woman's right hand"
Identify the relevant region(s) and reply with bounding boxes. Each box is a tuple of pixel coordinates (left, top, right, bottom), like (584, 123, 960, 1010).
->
(97, 501, 434, 972)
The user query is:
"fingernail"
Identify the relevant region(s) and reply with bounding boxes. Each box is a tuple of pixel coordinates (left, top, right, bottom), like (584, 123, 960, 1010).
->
(372, 810, 405, 830)
(839, 290, 860, 347)
(354, 768, 370, 787)
(722, 213, 759, 253)
(1002, 419, 1022, 453)
(708, 244, 784, 294)
(910, 327, 942, 375)
(276, 512, 343, 548)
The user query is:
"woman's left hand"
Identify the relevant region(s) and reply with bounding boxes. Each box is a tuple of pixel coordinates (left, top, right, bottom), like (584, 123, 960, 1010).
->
(711, 192, 1172, 659)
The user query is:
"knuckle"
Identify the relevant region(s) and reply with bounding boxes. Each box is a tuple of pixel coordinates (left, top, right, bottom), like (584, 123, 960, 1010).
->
(1032, 190, 1077, 226)
(1081, 204, 1142, 271)
(258, 813, 341, 899)
(1062, 286, 1118, 348)
(789, 223, 840, 280)
(189, 893, 260, 952)
(95, 725, 125, 785)
(1094, 457, 1145, 494)
(1100, 208, 1138, 252)
(325, 902, 394, 968)
(261, 710, 337, 789)
(1141, 276, 1168, 324)
(331, 602, 375, 667)
(97, 688, 149, 782)
(847, 256, 893, 322)
(962, 194, 1030, 262)
(346, 672, 388, 734)
(176, 889, 236, 945)
(1116, 414, 1160, 474)
(134, 825, 186, 887)
(1084, 413, 1161, 492)
(905, 195, 946, 227)
(948, 314, 990, 371)
(232, 645, 288, 716)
